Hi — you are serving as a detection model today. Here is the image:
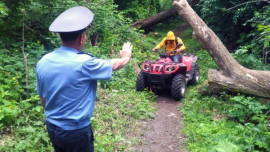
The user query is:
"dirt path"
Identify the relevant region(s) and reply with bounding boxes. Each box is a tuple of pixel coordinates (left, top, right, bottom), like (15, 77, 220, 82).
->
(130, 24, 189, 152)
(133, 93, 185, 152)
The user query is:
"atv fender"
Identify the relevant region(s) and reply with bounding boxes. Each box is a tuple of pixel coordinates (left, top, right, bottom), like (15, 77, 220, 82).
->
(188, 56, 198, 82)
(192, 56, 198, 63)
(178, 63, 187, 75)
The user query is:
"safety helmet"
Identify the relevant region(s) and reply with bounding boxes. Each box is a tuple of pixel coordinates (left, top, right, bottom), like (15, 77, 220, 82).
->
(49, 6, 94, 32)
(166, 31, 175, 40)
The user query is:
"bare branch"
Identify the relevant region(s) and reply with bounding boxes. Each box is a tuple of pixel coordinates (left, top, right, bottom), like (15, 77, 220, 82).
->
(22, 8, 29, 99)
(226, 0, 269, 11)
(0, 40, 15, 56)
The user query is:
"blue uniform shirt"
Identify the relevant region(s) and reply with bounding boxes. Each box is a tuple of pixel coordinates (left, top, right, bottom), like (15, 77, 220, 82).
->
(36, 46, 113, 130)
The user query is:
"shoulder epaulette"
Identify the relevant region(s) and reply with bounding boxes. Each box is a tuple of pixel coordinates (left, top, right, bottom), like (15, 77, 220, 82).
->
(38, 51, 50, 60)
(77, 52, 95, 57)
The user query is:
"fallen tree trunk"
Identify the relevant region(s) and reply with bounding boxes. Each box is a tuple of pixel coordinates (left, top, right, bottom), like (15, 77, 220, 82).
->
(131, 7, 177, 29)
(131, 0, 198, 30)
(173, 0, 270, 98)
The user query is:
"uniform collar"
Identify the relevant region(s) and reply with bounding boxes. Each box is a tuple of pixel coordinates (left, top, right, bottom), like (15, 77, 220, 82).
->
(58, 46, 80, 53)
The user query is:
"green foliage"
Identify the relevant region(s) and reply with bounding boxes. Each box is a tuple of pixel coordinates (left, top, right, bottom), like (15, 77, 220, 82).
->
(175, 26, 202, 52)
(176, 27, 270, 151)
(0, 52, 23, 127)
(182, 50, 270, 152)
(183, 87, 270, 151)
(196, 0, 236, 47)
(0, 95, 53, 152)
(93, 89, 156, 151)
(213, 140, 240, 152)
(0, 2, 7, 18)
(232, 47, 263, 69)
(0, 0, 158, 151)
(233, 5, 270, 68)
(1, 0, 269, 151)
(0, 0, 72, 49)
(0, 41, 49, 152)
(114, 0, 169, 21)
(257, 24, 270, 49)
(196, 0, 268, 48)
(243, 5, 270, 48)
(0, 41, 45, 100)
(232, 46, 270, 70)
(224, 95, 269, 123)
(196, 0, 270, 69)
(87, 1, 131, 42)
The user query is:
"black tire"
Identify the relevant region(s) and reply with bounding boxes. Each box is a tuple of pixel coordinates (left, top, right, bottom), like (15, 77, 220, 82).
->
(190, 64, 200, 84)
(136, 71, 147, 91)
(171, 74, 186, 100)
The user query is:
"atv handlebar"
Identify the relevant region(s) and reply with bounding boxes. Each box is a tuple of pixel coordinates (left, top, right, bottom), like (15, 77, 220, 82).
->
(153, 42, 183, 57)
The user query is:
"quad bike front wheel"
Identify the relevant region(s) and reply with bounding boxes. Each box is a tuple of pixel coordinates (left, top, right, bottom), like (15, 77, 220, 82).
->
(190, 64, 200, 84)
(136, 71, 147, 91)
(171, 74, 186, 100)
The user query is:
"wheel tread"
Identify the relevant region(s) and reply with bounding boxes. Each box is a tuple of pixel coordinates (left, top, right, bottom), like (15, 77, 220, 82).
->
(136, 71, 147, 91)
(171, 74, 186, 100)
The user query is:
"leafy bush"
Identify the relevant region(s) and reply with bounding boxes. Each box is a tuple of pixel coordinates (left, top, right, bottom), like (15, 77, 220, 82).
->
(232, 47, 263, 69)
(0, 2, 7, 19)
(196, 0, 270, 70)
(113, 0, 170, 21)
(224, 95, 269, 123)
(181, 46, 270, 151)
(0, 95, 53, 152)
(232, 46, 270, 70)
(195, 0, 268, 48)
(183, 87, 270, 151)
(0, 52, 23, 127)
(213, 140, 240, 152)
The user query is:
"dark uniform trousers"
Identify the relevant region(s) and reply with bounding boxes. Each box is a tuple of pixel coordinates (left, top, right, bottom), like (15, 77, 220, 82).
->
(46, 121, 94, 152)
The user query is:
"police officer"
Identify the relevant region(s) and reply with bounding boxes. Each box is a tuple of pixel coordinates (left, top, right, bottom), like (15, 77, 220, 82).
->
(36, 6, 132, 152)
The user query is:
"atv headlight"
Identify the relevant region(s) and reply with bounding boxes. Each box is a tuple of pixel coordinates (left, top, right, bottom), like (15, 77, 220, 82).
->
(143, 64, 150, 71)
(166, 66, 176, 72)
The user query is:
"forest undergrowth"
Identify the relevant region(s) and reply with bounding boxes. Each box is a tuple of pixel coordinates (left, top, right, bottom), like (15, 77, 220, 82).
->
(180, 28, 270, 152)
(0, 3, 269, 150)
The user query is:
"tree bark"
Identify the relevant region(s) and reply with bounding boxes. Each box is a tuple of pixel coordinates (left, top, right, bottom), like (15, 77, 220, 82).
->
(131, 7, 177, 30)
(131, 0, 198, 30)
(173, 0, 270, 98)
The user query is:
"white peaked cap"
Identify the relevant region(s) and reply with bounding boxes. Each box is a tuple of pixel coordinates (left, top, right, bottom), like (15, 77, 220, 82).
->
(49, 6, 94, 32)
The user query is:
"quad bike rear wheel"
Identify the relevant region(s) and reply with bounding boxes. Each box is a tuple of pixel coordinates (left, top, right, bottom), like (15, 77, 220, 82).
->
(136, 71, 147, 91)
(190, 64, 200, 84)
(171, 74, 186, 100)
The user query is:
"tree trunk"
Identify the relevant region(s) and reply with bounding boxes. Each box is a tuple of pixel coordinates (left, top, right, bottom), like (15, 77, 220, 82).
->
(131, 7, 177, 30)
(131, 0, 198, 30)
(90, 35, 98, 46)
(173, 0, 270, 98)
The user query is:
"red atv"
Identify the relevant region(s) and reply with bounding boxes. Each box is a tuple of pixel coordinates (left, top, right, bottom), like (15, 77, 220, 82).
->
(136, 43, 200, 100)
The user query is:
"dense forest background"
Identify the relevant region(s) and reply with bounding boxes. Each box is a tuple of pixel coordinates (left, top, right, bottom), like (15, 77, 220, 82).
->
(0, 0, 269, 151)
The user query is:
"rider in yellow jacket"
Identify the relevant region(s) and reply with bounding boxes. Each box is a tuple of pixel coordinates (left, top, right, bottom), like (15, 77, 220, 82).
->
(152, 31, 186, 62)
